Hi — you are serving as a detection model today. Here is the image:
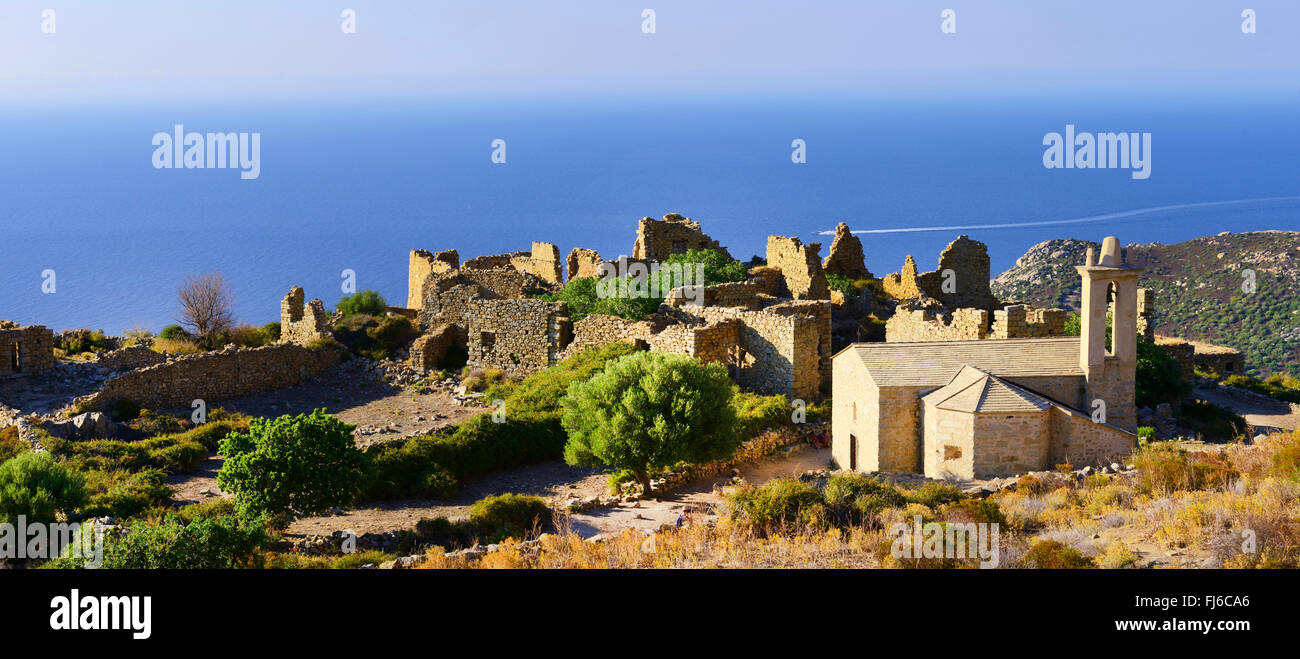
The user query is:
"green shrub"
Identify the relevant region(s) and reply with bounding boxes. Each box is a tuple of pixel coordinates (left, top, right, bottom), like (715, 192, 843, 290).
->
(49, 514, 267, 569)
(1137, 426, 1155, 441)
(906, 482, 967, 508)
(0, 426, 27, 464)
(561, 351, 738, 497)
(217, 410, 365, 522)
(727, 478, 827, 533)
(1136, 339, 1192, 408)
(331, 313, 418, 361)
(1022, 539, 1096, 569)
(159, 324, 190, 340)
(58, 329, 114, 355)
(336, 290, 388, 318)
(260, 322, 282, 342)
(111, 398, 142, 423)
(1177, 399, 1247, 440)
(468, 493, 550, 542)
(822, 473, 908, 525)
(939, 498, 1007, 526)
(0, 452, 87, 524)
(78, 468, 170, 519)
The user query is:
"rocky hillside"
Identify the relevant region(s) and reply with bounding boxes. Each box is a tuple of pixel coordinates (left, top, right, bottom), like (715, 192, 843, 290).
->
(991, 231, 1300, 376)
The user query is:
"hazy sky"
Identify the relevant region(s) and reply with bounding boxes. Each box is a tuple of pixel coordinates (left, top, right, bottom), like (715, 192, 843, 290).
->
(2, 0, 1297, 102)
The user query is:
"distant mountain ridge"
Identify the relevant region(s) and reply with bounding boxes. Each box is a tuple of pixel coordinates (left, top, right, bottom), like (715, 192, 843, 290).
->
(991, 231, 1300, 376)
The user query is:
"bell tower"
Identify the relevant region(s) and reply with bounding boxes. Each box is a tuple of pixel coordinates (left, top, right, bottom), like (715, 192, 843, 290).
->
(1076, 236, 1141, 431)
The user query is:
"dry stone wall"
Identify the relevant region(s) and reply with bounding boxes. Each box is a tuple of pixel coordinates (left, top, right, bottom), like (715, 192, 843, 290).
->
(885, 304, 988, 342)
(74, 344, 342, 412)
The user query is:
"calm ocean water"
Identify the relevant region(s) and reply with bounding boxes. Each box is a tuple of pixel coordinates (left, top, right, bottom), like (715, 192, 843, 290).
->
(2, 93, 1297, 333)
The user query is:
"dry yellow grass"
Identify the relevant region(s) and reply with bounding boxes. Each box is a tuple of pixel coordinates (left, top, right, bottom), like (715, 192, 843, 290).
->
(408, 431, 1300, 570)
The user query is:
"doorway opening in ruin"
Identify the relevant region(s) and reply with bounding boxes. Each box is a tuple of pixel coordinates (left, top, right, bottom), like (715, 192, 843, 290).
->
(632, 339, 648, 351)
(849, 433, 857, 471)
(9, 342, 20, 372)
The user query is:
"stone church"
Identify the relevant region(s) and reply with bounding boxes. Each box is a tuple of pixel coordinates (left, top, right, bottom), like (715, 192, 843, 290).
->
(831, 236, 1139, 479)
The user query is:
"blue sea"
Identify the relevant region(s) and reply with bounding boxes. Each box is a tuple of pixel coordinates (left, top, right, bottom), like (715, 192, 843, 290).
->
(2, 92, 1298, 333)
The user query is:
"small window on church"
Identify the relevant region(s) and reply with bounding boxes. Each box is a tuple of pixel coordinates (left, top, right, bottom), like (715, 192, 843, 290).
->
(943, 445, 962, 461)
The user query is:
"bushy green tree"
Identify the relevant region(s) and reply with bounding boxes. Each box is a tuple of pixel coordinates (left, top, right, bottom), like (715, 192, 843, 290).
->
(560, 351, 738, 497)
(0, 452, 86, 524)
(336, 289, 388, 318)
(1136, 339, 1191, 408)
(217, 410, 364, 523)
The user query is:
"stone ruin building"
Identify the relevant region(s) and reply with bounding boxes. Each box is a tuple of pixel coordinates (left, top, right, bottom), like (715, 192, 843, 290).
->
(632, 213, 732, 261)
(821, 222, 873, 280)
(0, 321, 55, 376)
(402, 215, 834, 399)
(833, 236, 1140, 480)
(280, 286, 331, 346)
(881, 235, 1072, 344)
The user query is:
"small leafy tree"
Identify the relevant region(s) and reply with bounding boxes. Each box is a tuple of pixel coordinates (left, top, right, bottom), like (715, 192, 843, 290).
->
(0, 452, 87, 524)
(560, 351, 738, 497)
(217, 410, 364, 523)
(336, 290, 388, 318)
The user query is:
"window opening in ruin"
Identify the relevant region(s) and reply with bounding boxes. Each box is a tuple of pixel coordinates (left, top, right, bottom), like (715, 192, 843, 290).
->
(632, 339, 648, 351)
(1225, 362, 1234, 373)
(944, 445, 962, 461)
(849, 434, 858, 471)
(480, 331, 495, 356)
(9, 343, 20, 372)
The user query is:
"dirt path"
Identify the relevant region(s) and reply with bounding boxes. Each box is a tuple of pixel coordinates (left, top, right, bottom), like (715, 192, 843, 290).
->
(1195, 385, 1298, 433)
(567, 446, 833, 538)
(287, 461, 609, 536)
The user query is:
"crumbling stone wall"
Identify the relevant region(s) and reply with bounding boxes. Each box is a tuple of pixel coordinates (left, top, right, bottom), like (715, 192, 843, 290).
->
(73, 344, 341, 412)
(1154, 335, 1196, 381)
(280, 287, 331, 346)
(632, 213, 730, 261)
(560, 314, 659, 359)
(465, 299, 572, 377)
(990, 305, 1067, 339)
(882, 235, 998, 310)
(409, 324, 461, 373)
(822, 222, 872, 280)
(95, 345, 166, 372)
(408, 249, 459, 309)
(0, 323, 55, 376)
(765, 235, 829, 301)
(1191, 343, 1246, 376)
(885, 304, 988, 342)
(665, 300, 832, 399)
(566, 248, 604, 281)
(417, 267, 552, 332)
(665, 281, 764, 310)
(462, 242, 563, 285)
(1137, 288, 1156, 342)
